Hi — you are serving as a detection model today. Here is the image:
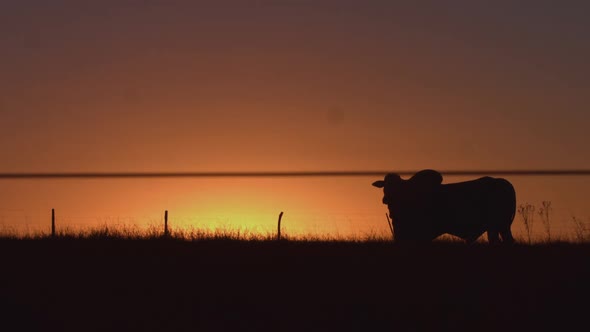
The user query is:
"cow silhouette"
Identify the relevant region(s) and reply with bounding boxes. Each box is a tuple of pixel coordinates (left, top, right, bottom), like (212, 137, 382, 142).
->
(372, 170, 516, 244)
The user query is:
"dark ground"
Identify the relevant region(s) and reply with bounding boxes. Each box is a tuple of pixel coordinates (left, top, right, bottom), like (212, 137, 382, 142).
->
(0, 239, 588, 332)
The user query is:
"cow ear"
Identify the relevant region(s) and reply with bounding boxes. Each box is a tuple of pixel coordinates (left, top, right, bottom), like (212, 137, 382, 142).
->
(410, 169, 443, 188)
(372, 180, 386, 188)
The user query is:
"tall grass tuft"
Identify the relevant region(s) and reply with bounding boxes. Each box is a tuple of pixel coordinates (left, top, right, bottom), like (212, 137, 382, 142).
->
(571, 216, 588, 243)
(518, 203, 535, 245)
(538, 201, 552, 243)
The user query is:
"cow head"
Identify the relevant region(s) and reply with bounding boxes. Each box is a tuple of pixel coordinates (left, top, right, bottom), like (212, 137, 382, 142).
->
(372, 169, 443, 205)
(372, 170, 443, 241)
(372, 173, 404, 205)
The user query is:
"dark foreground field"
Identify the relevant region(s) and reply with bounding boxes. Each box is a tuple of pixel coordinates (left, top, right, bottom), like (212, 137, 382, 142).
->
(1, 239, 589, 332)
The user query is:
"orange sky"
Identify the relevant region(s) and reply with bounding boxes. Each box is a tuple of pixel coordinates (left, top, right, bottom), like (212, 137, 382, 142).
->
(1, 1, 589, 238)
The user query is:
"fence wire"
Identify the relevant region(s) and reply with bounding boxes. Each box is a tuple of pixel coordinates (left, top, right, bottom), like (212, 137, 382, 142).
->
(1, 169, 588, 240)
(1, 169, 590, 179)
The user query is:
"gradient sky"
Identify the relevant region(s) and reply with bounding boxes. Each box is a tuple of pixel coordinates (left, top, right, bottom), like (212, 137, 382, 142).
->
(1, 1, 589, 237)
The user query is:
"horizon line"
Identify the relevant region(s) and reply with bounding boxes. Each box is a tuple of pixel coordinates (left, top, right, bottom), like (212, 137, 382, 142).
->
(1, 169, 590, 179)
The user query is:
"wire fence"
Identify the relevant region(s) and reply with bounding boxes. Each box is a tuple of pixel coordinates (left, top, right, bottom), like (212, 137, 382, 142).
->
(1, 169, 590, 178)
(0, 207, 587, 242)
(0, 169, 589, 241)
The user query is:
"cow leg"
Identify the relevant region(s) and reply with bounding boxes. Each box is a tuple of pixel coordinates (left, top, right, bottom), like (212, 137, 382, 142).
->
(487, 230, 501, 244)
(500, 227, 515, 244)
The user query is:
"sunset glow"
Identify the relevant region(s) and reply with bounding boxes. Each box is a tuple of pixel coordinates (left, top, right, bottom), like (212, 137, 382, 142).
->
(1, 1, 589, 239)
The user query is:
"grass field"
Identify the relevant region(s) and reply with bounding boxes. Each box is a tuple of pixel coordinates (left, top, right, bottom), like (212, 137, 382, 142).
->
(1, 235, 589, 331)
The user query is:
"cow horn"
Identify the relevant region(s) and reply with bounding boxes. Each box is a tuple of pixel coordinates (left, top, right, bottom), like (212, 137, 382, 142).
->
(372, 180, 386, 188)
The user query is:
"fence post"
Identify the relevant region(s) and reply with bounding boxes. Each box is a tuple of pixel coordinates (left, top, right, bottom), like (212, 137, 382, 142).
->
(277, 212, 284, 241)
(51, 209, 55, 237)
(164, 210, 169, 237)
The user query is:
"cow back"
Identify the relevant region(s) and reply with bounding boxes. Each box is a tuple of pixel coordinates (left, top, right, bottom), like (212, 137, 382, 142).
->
(435, 177, 516, 240)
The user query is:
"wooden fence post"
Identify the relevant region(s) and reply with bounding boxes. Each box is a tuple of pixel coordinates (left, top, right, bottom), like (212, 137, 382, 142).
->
(51, 209, 55, 237)
(277, 212, 284, 241)
(164, 210, 169, 237)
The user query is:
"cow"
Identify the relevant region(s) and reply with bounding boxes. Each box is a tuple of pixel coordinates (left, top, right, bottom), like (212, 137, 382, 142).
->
(372, 170, 516, 244)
